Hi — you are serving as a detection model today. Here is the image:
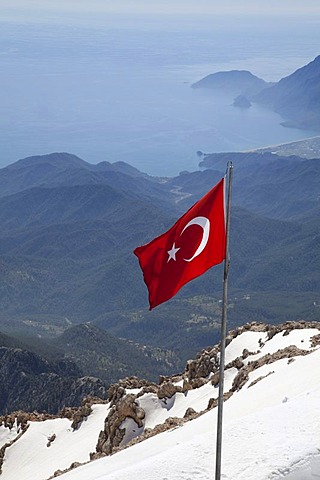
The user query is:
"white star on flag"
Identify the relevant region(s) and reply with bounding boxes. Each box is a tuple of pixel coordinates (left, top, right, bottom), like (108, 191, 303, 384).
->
(167, 242, 180, 262)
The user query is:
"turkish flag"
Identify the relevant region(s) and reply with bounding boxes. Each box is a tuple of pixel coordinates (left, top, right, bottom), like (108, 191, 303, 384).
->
(134, 178, 226, 309)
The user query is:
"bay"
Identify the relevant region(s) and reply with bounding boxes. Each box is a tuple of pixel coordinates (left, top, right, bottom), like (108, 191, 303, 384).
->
(1, 15, 320, 176)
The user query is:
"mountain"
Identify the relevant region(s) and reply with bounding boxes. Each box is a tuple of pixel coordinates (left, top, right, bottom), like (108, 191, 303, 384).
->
(191, 70, 271, 96)
(51, 323, 181, 383)
(0, 324, 179, 414)
(0, 151, 319, 364)
(0, 329, 64, 360)
(1, 321, 319, 480)
(192, 57, 320, 131)
(198, 151, 320, 221)
(0, 345, 107, 414)
(0, 152, 175, 209)
(0, 166, 175, 321)
(0, 331, 21, 349)
(94, 203, 320, 358)
(253, 55, 320, 130)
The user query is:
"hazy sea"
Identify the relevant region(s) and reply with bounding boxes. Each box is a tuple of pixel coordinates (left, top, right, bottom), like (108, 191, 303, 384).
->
(1, 15, 320, 176)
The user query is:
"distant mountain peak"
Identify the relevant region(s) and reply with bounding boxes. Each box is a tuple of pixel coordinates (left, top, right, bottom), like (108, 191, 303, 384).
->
(6, 152, 89, 171)
(253, 54, 320, 129)
(191, 69, 271, 96)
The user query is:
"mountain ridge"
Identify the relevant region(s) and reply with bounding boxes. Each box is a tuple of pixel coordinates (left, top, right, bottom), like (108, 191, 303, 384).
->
(193, 56, 320, 130)
(1, 320, 319, 480)
(0, 344, 107, 414)
(0, 151, 319, 377)
(253, 55, 320, 129)
(0, 323, 180, 414)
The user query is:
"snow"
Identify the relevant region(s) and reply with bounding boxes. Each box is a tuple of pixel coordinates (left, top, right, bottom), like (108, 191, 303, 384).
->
(135, 367, 237, 431)
(119, 417, 143, 446)
(57, 327, 320, 480)
(124, 388, 142, 395)
(224, 328, 319, 366)
(173, 379, 184, 387)
(137, 382, 216, 429)
(1, 404, 110, 480)
(247, 328, 319, 363)
(225, 331, 265, 364)
(278, 456, 320, 479)
(223, 367, 238, 392)
(55, 384, 320, 480)
(2, 327, 320, 480)
(0, 423, 20, 449)
(225, 348, 320, 420)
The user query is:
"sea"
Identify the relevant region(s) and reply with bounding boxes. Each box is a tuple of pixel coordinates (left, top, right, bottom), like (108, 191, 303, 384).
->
(1, 13, 320, 176)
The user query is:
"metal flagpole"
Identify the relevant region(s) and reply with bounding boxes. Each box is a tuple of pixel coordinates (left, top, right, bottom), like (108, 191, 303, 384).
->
(215, 162, 233, 480)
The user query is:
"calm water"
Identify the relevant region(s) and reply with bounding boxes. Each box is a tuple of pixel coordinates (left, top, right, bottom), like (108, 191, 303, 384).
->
(1, 15, 320, 175)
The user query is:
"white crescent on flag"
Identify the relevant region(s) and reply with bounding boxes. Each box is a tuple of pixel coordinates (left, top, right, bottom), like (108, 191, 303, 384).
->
(180, 216, 210, 262)
(134, 177, 225, 309)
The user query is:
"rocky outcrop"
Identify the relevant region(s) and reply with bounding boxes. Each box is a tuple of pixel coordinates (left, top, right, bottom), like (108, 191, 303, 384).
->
(186, 346, 219, 381)
(0, 410, 56, 430)
(93, 415, 192, 463)
(264, 321, 320, 340)
(96, 394, 145, 455)
(47, 433, 56, 448)
(96, 320, 320, 457)
(107, 376, 154, 405)
(311, 333, 320, 347)
(3, 320, 320, 480)
(60, 396, 107, 430)
(49, 461, 83, 479)
(0, 396, 106, 432)
(157, 380, 182, 400)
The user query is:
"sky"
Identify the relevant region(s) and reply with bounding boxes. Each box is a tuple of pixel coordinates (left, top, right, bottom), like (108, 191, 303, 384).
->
(2, 0, 320, 19)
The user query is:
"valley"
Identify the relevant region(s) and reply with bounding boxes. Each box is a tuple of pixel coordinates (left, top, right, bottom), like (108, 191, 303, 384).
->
(0, 138, 319, 413)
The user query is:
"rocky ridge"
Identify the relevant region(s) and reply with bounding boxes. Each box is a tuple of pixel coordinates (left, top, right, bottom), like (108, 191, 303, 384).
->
(94, 320, 320, 460)
(1, 320, 319, 480)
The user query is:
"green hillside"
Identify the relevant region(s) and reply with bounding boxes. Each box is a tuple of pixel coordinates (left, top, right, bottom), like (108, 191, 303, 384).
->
(0, 151, 318, 369)
(51, 323, 181, 383)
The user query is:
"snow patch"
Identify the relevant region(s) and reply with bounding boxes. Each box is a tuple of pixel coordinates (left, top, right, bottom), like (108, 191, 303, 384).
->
(225, 331, 264, 364)
(1, 405, 109, 480)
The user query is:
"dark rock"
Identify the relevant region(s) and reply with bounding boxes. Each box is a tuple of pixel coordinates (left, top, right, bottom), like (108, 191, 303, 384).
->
(184, 407, 197, 418)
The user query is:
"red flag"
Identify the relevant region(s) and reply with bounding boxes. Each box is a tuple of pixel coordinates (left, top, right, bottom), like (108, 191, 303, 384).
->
(134, 178, 226, 309)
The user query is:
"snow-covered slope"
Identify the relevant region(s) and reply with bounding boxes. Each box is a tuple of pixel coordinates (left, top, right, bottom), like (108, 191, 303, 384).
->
(1, 322, 320, 480)
(0, 405, 110, 480)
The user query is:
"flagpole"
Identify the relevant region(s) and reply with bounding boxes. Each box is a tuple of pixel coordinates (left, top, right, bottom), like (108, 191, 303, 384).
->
(215, 162, 233, 480)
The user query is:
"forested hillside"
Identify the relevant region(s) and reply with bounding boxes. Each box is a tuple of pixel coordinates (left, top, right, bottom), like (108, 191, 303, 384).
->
(0, 151, 319, 383)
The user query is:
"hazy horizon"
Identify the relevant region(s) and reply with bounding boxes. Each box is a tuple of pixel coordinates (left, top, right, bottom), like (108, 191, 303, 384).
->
(2, 0, 320, 17)
(1, 2, 320, 175)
